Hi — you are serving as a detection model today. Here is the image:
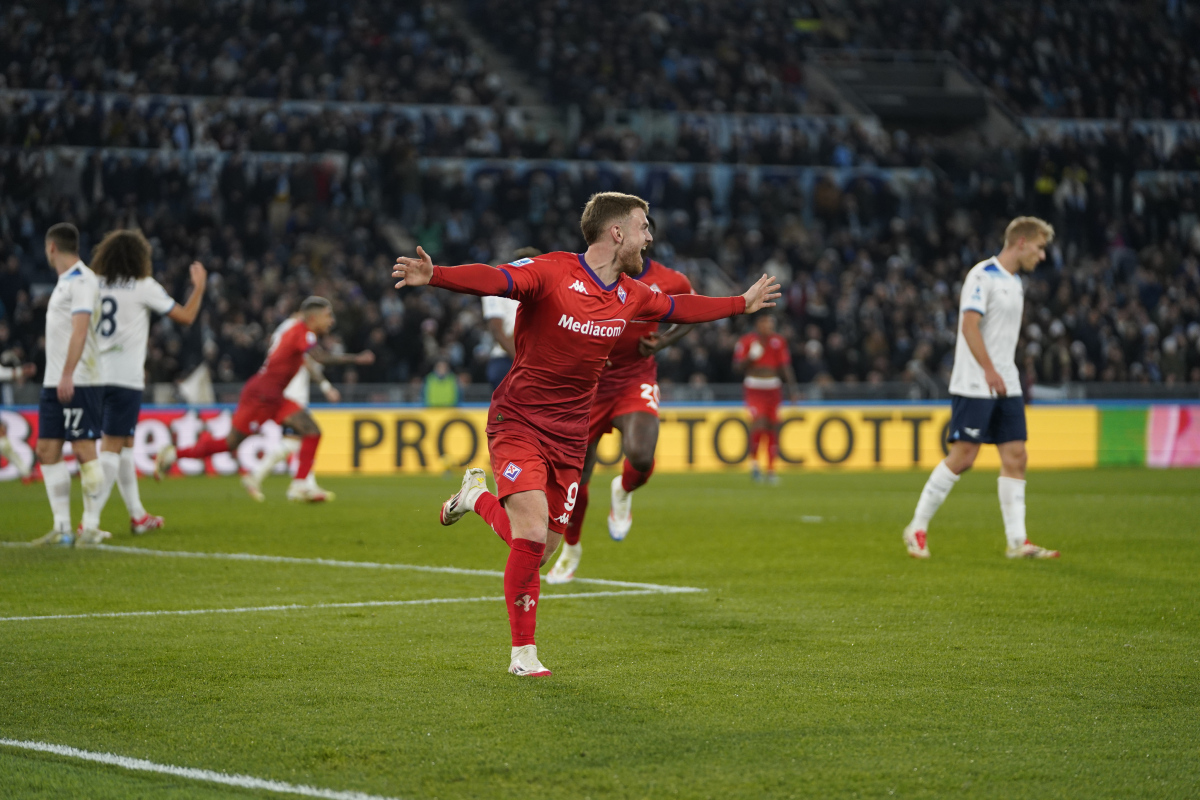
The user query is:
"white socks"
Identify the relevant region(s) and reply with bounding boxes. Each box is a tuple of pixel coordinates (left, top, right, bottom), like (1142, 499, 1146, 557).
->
(42, 461, 72, 531)
(254, 437, 301, 484)
(95, 450, 122, 520)
(997, 476, 1027, 548)
(80, 459, 105, 531)
(118, 447, 147, 519)
(911, 460, 960, 530)
(0, 435, 28, 477)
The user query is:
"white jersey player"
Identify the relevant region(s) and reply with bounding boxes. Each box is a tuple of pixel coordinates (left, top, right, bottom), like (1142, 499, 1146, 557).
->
(903, 217, 1060, 560)
(0, 360, 37, 480)
(89, 229, 207, 535)
(244, 313, 374, 501)
(31, 223, 107, 546)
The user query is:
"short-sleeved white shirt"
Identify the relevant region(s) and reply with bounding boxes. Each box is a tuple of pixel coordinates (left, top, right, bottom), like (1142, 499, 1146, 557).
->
(270, 317, 311, 407)
(44, 261, 103, 388)
(481, 295, 519, 359)
(97, 276, 177, 389)
(949, 257, 1024, 398)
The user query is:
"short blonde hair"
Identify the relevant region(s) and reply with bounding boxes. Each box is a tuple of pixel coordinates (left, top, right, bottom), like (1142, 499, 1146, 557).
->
(579, 192, 649, 245)
(1004, 216, 1055, 247)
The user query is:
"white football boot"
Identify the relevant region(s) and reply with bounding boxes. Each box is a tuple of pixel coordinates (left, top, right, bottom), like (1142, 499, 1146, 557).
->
(440, 468, 488, 526)
(286, 480, 335, 503)
(31, 525, 74, 547)
(508, 644, 552, 677)
(545, 542, 582, 584)
(153, 444, 177, 482)
(1006, 540, 1059, 559)
(903, 524, 930, 559)
(241, 473, 266, 502)
(75, 525, 112, 546)
(607, 475, 633, 541)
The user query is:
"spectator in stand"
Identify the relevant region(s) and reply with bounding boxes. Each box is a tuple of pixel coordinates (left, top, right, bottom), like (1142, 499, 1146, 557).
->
(424, 359, 459, 407)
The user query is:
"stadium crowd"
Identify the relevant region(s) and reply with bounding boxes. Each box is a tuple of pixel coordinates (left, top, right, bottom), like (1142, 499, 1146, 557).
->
(2, 140, 1200, 395)
(0, 0, 509, 106)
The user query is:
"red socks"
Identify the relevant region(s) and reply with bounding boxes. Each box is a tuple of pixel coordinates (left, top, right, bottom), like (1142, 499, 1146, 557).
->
(175, 432, 231, 460)
(505, 537, 544, 646)
(620, 458, 655, 492)
(749, 429, 763, 463)
(563, 483, 588, 545)
(474, 492, 513, 545)
(766, 430, 778, 471)
(295, 434, 320, 480)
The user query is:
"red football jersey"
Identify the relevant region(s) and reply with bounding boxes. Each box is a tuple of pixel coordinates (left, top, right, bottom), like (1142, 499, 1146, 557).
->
(250, 320, 317, 397)
(734, 332, 791, 373)
(488, 252, 683, 454)
(597, 257, 694, 395)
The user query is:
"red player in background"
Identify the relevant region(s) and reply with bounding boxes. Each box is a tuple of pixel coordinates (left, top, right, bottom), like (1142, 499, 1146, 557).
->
(545, 249, 694, 585)
(153, 296, 336, 502)
(393, 191, 780, 677)
(734, 313, 800, 484)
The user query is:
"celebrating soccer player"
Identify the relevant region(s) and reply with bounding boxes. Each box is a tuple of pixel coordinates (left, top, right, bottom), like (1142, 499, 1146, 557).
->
(245, 312, 374, 502)
(154, 296, 338, 501)
(89, 229, 207, 535)
(546, 242, 695, 585)
(393, 191, 780, 677)
(903, 216, 1060, 560)
(733, 313, 800, 484)
(31, 223, 107, 546)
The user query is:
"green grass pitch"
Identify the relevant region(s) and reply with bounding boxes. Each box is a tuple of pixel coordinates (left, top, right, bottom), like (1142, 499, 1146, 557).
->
(1, 467, 1197, 799)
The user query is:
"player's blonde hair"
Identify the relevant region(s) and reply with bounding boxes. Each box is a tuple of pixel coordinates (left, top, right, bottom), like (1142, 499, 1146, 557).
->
(1004, 216, 1055, 247)
(90, 229, 152, 281)
(579, 192, 650, 245)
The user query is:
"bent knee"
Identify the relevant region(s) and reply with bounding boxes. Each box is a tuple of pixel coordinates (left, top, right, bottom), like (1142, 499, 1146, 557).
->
(624, 447, 655, 473)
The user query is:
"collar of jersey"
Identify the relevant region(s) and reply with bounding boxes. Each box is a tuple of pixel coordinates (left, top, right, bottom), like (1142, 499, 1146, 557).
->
(62, 260, 86, 279)
(576, 253, 619, 292)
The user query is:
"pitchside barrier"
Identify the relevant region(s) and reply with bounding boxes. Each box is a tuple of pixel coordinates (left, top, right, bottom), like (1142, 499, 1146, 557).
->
(0, 403, 1195, 481)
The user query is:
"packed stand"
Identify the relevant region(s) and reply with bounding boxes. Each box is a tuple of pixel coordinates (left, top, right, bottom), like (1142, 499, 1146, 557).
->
(0, 0, 509, 106)
(3, 135, 1200, 396)
(467, 0, 833, 118)
(828, 0, 1200, 120)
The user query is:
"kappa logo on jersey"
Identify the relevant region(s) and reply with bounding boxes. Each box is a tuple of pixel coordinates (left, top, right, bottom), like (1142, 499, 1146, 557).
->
(503, 462, 523, 481)
(964, 427, 982, 439)
(617, 286, 627, 304)
(508, 258, 534, 267)
(513, 594, 536, 612)
(557, 315, 627, 338)
(554, 512, 571, 525)
(568, 280, 589, 294)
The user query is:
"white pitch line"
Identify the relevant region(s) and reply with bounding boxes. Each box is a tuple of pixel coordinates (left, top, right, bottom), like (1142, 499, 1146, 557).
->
(0, 737, 403, 800)
(1, 541, 704, 594)
(0, 588, 693, 623)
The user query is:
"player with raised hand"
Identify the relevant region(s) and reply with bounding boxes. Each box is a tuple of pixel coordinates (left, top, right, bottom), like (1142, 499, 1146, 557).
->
(244, 312, 374, 502)
(546, 242, 696, 585)
(734, 313, 800, 484)
(89, 229, 206, 534)
(154, 296, 338, 503)
(0, 360, 38, 481)
(903, 216, 1060, 560)
(393, 191, 780, 677)
(31, 223, 106, 546)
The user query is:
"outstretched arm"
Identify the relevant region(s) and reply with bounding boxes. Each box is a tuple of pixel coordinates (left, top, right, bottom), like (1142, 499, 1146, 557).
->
(658, 274, 781, 324)
(638, 323, 694, 357)
(393, 246, 510, 296)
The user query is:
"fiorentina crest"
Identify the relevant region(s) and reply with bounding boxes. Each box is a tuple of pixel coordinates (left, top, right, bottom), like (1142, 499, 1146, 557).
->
(513, 594, 536, 611)
(503, 462, 523, 481)
(617, 286, 627, 303)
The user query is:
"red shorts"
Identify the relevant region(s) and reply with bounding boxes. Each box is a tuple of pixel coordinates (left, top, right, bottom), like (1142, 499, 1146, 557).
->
(488, 422, 582, 535)
(231, 391, 303, 435)
(588, 380, 660, 444)
(745, 386, 783, 425)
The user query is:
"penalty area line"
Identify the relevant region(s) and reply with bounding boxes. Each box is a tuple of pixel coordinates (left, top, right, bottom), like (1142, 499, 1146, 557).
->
(0, 588, 700, 623)
(0, 541, 704, 594)
(0, 737, 403, 800)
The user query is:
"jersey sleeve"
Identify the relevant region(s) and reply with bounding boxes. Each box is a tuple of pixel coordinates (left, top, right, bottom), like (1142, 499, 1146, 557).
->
(142, 279, 177, 316)
(430, 256, 556, 302)
(960, 269, 988, 316)
(631, 280, 745, 323)
(733, 335, 749, 363)
(70, 276, 97, 315)
(775, 336, 792, 365)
